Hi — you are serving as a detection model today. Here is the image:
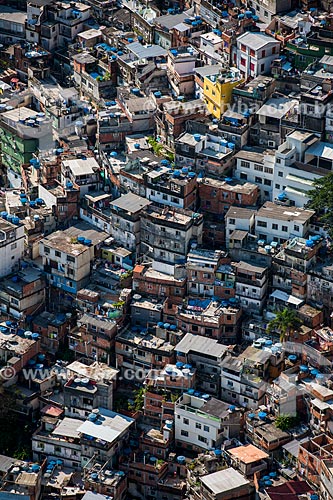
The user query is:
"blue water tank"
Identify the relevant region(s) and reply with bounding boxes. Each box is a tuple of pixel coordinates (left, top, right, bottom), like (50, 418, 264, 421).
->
(173, 170, 181, 178)
(193, 133, 201, 141)
(306, 240, 314, 247)
(12, 217, 20, 225)
(84, 239, 92, 246)
(32, 333, 40, 340)
(77, 236, 85, 243)
(157, 322, 164, 328)
(177, 456, 186, 464)
(188, 172, 196, 178)
(164, 323, 171, 329)
(227, 142, 235, 149)
(154, 91, 162, 98)
(170, 49, 178, 56)
(182, 167, 189, 174)
(1, 211, 7, 219)
(258, 411, 267, 420)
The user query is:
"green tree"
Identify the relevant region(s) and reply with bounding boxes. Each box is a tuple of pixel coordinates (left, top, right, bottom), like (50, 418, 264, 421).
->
(133, 387, 146, 411)
(267, 308, 302, 342)
(275, 414, 298, 431)
(307, 173, 333, 238)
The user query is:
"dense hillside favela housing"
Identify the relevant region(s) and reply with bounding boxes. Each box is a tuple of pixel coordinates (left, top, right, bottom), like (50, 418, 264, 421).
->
(4, 0, 333, 499)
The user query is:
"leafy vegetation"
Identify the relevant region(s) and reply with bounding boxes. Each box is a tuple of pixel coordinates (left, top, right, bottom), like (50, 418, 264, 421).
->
(307, 173, 333, 238)
(267, 308, 302, 342)
(275, 414, 298, 432)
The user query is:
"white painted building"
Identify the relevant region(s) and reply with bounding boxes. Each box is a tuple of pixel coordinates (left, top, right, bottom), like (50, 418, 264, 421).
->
(225, 207, 256, 247)
(200, 32, 223, 52)
(255, 201, 315, 244)
(234, 150, 275, 201)
(175, 393, 241, 451)
(236, 32, 280, 78)
(61, 157, 101, 198)
(0, 218, 25, 278)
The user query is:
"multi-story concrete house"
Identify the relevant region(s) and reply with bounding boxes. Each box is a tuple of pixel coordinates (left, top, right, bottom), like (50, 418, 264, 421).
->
(251, 0, 291, 23)
(61, 157, 101, 199)
(234, 261, 269, 313)
(110, 193, 151, 253)
(115, 323, 184, 373)
(68, 313, 119, 363)
(64, 360, 118, 419)
(198, 177, 259, 215)
(175, 333, 231, 396)
(140, 205, 203, 274)
(234, 149, 275, 201)
(0, 265, 45, 320)
(255, 202, 315, 244)
(298, 434, 333, 486)
(33, 409, 134, 469)
(133, 263, 187, 304)
(167, 46, 198, 98)
(177, 298, 241, 344)
(273, 236, 322, 300)
(0, 217, 25, 278)
(236, 32, 280, 78)
(186, 249, 233, 299)
(145, 167, 197, 210)
(221, 345, 284, 409)
(40, 224, 108, 294)
(225, 207, 256, 248)
(175, 394, 241, 452)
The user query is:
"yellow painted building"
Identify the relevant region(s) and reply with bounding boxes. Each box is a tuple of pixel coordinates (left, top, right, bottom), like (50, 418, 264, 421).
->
(203, 68, 243, 119)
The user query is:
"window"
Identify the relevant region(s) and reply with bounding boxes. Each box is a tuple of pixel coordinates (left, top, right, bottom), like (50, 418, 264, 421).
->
(67, 255, 75, 263)
(264, 10, 268, 17)
(276, 158, 281, 164)
(11, 242, 17, 250)
(162, 194, 168, 200)
(250, 62, 255, 72)
(282, 225, 288, 232)
(196, 423, 202, 429)
(44, 246, 50, 254)
(264, 167, 273, 174)
(272, 223, 278, 230)
(255, 177, 262, 184)
(181, 430, 188, 437)
(55, 250, 61, 258)
(203, 425, 210, 432)
(278, 171, 283, 177)
(272, 46, 276, 54)
(264, 179, 271, 186)
(240, 57, 246, 66)
(275, 184, 280, 189)
(261, 63, 265, 71)
(262, 49, 266, 57)
(229, 218, 235, 225)
(240, 160, 250, 168)
(250, 49, 255, 57)
(240, 173, 247, 180)
(294, 225, 299, 232)
(254, 164, 263, 172)
(183, 418, 189, 425)
(198, 435, 207, 443)
(171, 197, 179, 204)
(241, 43, 246, 52)
(257, 220, 267, 227)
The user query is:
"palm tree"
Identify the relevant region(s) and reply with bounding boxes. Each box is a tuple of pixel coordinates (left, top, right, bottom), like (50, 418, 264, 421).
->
(267, 308, 302, 343)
